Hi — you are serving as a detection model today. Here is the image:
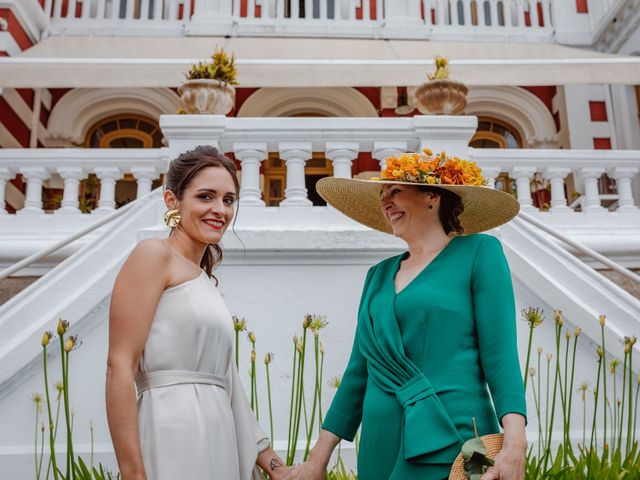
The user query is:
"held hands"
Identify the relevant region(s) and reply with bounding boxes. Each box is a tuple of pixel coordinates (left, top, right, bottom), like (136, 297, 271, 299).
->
(285, 456, 327, 480)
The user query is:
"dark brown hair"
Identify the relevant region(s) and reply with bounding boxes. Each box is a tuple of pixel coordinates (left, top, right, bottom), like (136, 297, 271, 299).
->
(165, 145, 240, 283)
(418, 185, 465, 235)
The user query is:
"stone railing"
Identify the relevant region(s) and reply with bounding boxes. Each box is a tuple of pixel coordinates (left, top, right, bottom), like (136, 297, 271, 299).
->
(41, 0, 554, 40)
(1, 116, 639, 217)
(0, 149, 166, 215)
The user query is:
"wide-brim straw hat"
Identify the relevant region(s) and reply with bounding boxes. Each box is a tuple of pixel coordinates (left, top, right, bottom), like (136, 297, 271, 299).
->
(449, 433, 503, 480)
(316, 177, 520, 235)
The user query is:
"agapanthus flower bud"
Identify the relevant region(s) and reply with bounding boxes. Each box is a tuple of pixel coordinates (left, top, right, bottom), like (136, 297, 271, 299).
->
(247, 331, 256, 343)
(565, 330, 571, 341)
(574, 327, 581, 337)
(537, 347, 543, 355)
(57, 319, 69, 336)
(250, 350, 256, 363)
(41, 331, 53, 347)
(599, 315, 606, 327)
(553, 310, 564, 326)
(528, 368, 535, 377)
(264, 352, 273, 365)
(63, 335, 77, 353)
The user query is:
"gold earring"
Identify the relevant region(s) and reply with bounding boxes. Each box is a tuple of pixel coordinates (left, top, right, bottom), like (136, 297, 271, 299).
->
(164, 208, 181, 228)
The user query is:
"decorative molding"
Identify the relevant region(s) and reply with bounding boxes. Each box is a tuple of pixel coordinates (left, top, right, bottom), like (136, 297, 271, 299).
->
(466, 86, 559, 148)
(237, 87, 378, 117)
(593, 0, 640, 53)
(46, 88, 180, 146)
(0, 0, 49, 44)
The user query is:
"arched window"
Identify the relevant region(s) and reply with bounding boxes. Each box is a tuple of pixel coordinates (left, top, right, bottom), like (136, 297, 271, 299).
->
(470, 117, 523, 198)
(81, 115, 163, 211)
(85, 114, 163, 148)
(470, 117, 522, 149)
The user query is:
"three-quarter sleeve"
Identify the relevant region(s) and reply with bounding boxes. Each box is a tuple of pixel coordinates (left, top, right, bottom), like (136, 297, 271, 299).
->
(471, 235, 527, 425)
(322, 266, 376, 441)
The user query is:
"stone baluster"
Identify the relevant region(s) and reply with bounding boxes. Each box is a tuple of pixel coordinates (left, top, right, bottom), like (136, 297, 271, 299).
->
(94, 167, 121, 213)
(18, 167, 48, 215)
(529, 0, 540, 27)
(509, 166, 536, 212)
(373, 142, 407, 172)
(234, 142, 267, 206)
(0, 167, 13, 215)
(279, 142, 312, 207)
(609, 167, 639, 212)
(132, 167, 158, 199)
(481, 166, 502, 189)
(543, 167, 571, 213)
(577, 168, 606, 212)
(325, 142, 359, 179)
(57, 167, 85, 214)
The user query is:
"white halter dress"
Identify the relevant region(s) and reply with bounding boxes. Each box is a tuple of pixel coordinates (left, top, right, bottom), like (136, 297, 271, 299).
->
(136, 271, 269, 480)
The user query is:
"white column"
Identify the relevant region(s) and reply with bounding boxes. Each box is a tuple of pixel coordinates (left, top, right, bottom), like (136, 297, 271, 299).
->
(481, 166, 502, 190)
(234, 142, 267, 206)
(543, 167, 571, 213)
(279, 142, 312, 207)
(132, 167, 157, 199)
(610, 167, 639, 212)
(373, 142, 407, 172)
(0, 168, 13, 215)
(509, 167, 537, 212)
(325, 142, 359, 179)
(57, 167, 84, 214)
(94, 167, 121, 213)
(18, 167, 48, 215)
(578, 168, 606, 213)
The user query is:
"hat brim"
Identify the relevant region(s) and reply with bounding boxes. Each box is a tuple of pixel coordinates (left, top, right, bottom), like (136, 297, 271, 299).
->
(316, 177, 520, 235)
(448, 433, 503, 480)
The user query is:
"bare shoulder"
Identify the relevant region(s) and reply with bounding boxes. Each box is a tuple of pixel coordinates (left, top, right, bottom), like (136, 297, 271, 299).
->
(117, 238, 171, 288)
(129, 237, 171, 263)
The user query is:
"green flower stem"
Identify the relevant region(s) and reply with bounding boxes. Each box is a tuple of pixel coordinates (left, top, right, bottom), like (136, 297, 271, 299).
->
(590, 353, 602, 453)
(266, 363, 274, 444)
(35, 398, 40, 479)
(303, 336, 321, 460)
(318, 350, 324, 428)
(564, 334, 578, 462)
(61, 348, 74, 480)
(46, 392, 63, 480)
(562, 333, 570, 466)
(626, 348, 634, 454)
(633, 380, 639, 445)
(545, 354, 551, 448)
(235, 331, 239, 369)
(250, 358, 256, 412)
(582, 393, 586, 449)
(601, 324, 608, 450)
(542, 324, 562, 473)
(606, 399, 614, 447)
(38, 423, 45, 480)
(286, 343, 298, 463)
(530, 371, 542, 458)
(42, 345, 59, 480)
(618, 352, 628, 453)
(523, 324, 534, 390)
(536, 352, 543, 458)
(613, 365, 618, 449)
(290, 329, 308, 464)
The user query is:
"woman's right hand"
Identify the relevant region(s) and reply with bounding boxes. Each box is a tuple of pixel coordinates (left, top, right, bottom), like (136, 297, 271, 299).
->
(286, 459, 326, 480)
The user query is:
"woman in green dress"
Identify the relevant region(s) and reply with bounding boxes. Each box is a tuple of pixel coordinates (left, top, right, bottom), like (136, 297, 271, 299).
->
(288, 151, 527, 480)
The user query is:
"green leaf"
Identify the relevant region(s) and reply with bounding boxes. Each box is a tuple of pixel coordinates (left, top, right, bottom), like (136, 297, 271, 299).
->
(461, 436, 487, 461)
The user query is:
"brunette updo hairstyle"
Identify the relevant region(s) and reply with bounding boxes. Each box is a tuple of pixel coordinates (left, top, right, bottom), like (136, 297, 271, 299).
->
(418, 185, 465, 236)
(164, 145, 240, 282)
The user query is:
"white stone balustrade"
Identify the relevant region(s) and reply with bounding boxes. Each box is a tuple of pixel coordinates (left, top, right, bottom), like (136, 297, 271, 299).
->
(1, 118, 640, 219)
(42, 0, 554, 40)
(234, 142, 267, 206)
(279, 142, 312, 207)
(0, 149, 166, 215)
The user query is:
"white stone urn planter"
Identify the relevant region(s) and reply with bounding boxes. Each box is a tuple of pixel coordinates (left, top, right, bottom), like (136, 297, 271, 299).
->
(414, 79, 468, 115)
(178, 79, 236, 115)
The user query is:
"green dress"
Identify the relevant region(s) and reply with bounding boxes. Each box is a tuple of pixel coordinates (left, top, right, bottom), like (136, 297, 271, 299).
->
(322, 234, 527, 479)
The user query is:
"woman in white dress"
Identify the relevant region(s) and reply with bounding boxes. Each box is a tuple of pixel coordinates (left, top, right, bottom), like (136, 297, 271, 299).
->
(106, 146, 290, 480)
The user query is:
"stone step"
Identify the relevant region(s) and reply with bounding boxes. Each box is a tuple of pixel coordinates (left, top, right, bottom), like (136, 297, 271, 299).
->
(0, 276, 40, 306)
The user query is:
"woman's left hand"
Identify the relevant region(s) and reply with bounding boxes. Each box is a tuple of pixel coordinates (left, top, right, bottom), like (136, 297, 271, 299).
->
(480, 443, 525, 480)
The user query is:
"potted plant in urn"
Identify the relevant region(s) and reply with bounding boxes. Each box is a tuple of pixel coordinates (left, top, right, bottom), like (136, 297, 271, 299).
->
(178, 48, 238, 114)
(414, 56, 468, 115)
